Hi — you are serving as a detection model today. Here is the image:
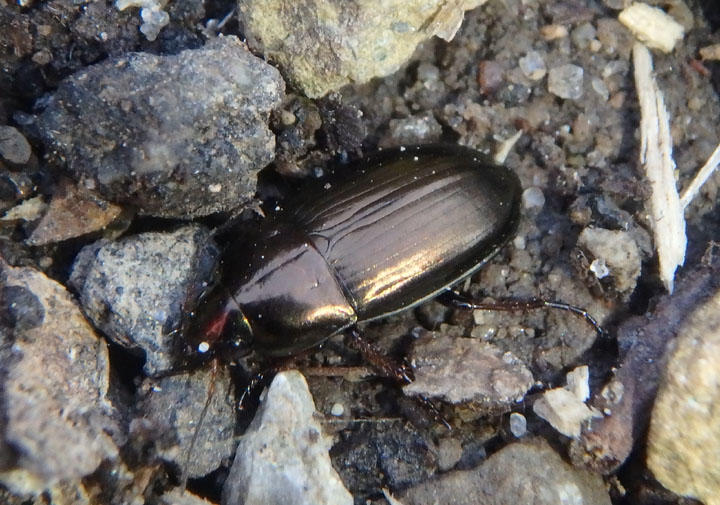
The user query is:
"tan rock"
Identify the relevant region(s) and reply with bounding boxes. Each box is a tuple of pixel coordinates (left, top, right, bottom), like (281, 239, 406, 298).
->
(238, 0, 487, 98)
(647, 283, 720, 505)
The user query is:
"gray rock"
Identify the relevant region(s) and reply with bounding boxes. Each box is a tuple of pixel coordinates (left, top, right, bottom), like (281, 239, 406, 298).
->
(69, 225, 218, 375)
(331, 421, 436, 495)
(222, 370, 353, 505)
(400, 439, 611, 505)
(138, 365, 236, 479)
(0, 262, 119, 494)
(518, 50, 547, 81)
(379, 113, 443, 148)
(403, 333, 534, 411)
(37, 36, 284, 218)
(238, 0, 487, 98)
(548, 64, 584, 100)
(0, 125, 32, 165)
(436, 437, 463, 472)
(647, 280, 720, 505)
(577, 227, 641, 299)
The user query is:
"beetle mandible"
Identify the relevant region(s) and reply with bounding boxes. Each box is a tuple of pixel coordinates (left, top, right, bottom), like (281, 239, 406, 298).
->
(185, 143, 601, 367)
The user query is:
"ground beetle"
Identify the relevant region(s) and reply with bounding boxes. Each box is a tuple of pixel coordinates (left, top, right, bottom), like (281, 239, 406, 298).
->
(186, 144, 601, 368)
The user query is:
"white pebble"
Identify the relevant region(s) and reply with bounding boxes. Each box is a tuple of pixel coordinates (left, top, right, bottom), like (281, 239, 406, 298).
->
(590, 258, 610, 279)
(522, 187, 545, 209)
(548, 64, 584, 100)
(519, 51, 547, 81)
(509, 412, 527, 437)
(591, 77, 609, 101)
(330, 402, 344, 416)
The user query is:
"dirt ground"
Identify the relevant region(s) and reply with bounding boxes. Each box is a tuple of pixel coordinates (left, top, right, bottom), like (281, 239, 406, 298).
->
(1, 0, 719, 504)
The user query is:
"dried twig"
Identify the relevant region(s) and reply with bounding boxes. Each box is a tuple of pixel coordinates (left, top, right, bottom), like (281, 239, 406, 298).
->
(680, 142, 720, 209)
(633, 42, 686, 293)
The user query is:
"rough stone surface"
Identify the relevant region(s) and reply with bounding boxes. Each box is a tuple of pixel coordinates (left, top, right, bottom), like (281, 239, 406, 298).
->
(68, 225, 218, 375)
(331, 422, 436, 495)
(37, 35, 284, 218)
(378, 112, 443, 147)
(138, 365, 236, 479)
(404, 333, 534, 411)
(400, 439, 611, 505)
(222, 370, 353, 505)
(0, 125, 32, 165)
(238, 0, 487, 98)
(571, 264, 720, 474)
(0, 261, 119, 494)
(577, 227, 641, 299)
(534, 365, 599, 438)
(534, 388, 600, 439)
(27, 178, 123, 246)
(548, 64, 584, 100)
(646, 282, 720, 505)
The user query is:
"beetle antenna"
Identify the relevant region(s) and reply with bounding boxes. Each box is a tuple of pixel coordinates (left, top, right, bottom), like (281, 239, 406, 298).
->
(180, 358, 219, 491)
(440, 290, 606, 338)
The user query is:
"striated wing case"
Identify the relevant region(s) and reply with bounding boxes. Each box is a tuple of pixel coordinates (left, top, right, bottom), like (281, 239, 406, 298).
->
(288, 145, 521, 321)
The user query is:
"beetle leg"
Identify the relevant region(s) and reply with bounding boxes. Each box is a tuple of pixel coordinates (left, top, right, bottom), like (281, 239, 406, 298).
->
(236, 354, 304, 411)
(346, 327, 414, 383)
(238, 369, 267, 411)
(346, 327, 451, 430)
(438, 289, 606, 338)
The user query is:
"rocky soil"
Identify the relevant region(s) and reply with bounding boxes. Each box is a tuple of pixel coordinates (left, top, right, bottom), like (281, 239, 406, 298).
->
(1, 1, 719, 504)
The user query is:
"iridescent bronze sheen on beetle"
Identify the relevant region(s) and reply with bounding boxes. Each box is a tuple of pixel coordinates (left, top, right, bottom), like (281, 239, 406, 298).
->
(188, 144, 521, 357)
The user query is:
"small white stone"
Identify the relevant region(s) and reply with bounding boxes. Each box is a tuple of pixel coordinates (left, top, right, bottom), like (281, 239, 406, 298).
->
(519, 51, 547, 81)
(509, 412, 527, 437)
(522, 187, 545, 209)
(513, 235, 526, 250)
(548, 64, 584, 100)
(330, 403, 344, 417)
(566, 366, 591, 402)
(619, 3, 685, 53)
(591, 77, 609, 101)
(533, 388, 600, 438)
(590, 258, 610, 279)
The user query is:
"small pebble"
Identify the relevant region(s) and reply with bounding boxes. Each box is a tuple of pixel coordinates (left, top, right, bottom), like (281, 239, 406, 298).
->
(280, 110, 296, 126)
(512, 235, 526, 250)
(509, 412, 527, 438)
(522, 187, 545, 209)
(518, 51, 547, 81)
(590, 258, 610, 279)
(699, 43, 720, 61)
(540, 24, 569, 40)
(436, 438, 463, 472)
(477, 60, 504, 94)
(548, 64, 584, 100)
(591, 77, 609, 101)
(417, 62, 440, 83)
(0, 125, 32, 164)
(330, 403, 344, 417)
(571, 22, 597, 50)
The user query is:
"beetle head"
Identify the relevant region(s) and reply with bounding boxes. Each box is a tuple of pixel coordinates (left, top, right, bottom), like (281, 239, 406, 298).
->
(186, 287, 253, 359)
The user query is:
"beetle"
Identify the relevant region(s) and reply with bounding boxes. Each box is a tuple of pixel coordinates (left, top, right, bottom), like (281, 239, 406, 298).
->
(174, 143, 604, 484)
(185, 143, 601, 366)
